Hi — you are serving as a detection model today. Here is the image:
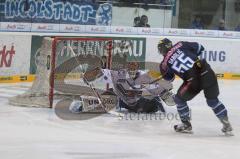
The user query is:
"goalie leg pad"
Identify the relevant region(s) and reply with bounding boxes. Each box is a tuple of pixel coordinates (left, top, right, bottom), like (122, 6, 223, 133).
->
(135, 98, 159, 113)
(119, 98, 159, 113)
(160, 89, 176, 106)
(153, 96, 165, 113)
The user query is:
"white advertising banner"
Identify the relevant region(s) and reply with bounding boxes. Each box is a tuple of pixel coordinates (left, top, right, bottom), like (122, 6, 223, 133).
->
(31, 23, 60, 32)
(0, 35, 31, 76)
(110, 26, 138, 34)
(0, 22, 32, 32)
(190, 29, 219, 37)
(59, 24, 86, 33)
(146, 36, 240, 74)
(137, 27, 163, 35)
(85, 25, 111, 34)
(163, 28, 190, 36)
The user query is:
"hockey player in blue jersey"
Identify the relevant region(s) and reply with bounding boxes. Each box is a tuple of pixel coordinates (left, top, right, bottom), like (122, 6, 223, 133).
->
(158, 38, 233, 135)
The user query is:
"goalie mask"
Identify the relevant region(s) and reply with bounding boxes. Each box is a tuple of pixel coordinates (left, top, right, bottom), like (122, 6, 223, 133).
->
(157, 38, 172, 56)
(127, 62, 139, 79)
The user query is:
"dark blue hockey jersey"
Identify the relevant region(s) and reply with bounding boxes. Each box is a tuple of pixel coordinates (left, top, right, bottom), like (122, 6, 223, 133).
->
(160, 41, 204, 81)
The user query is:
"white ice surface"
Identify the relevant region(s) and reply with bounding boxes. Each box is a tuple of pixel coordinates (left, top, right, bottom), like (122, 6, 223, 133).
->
(0, 80, 239, 159)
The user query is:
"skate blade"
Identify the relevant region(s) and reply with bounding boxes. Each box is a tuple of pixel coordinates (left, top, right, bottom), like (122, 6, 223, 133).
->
(174, 128, 193, 134)
(108, 111, 125, 119)
(176, 130, 193, 134)
(223, 131, 234, 136)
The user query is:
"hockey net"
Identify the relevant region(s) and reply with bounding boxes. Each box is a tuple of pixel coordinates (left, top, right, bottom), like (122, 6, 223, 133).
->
(9, 37, 113, 108)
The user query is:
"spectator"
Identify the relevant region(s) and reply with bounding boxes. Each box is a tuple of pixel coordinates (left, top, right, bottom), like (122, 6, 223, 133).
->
(235, 23, 240, 31)
(136, 15, 150, 27)
(215, 19, 227, 30)
(133, 16, 141, 27)
(190, 15, 204, 29)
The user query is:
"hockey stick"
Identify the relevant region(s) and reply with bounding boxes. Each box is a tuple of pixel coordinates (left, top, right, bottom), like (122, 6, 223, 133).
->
(149, 75, 163, 84)
(66, 47, 123, 117)
(139, 75, 163, 89)
(125, 73, 163, 90)
(83, 77, 124, 117)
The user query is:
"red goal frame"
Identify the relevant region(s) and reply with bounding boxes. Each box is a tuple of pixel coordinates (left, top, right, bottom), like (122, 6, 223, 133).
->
(49, 37, 113, 108)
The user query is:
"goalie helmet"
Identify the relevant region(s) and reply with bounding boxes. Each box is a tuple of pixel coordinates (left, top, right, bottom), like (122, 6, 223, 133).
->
(157, 38, 172, 56)
(127, 61, 139, 79)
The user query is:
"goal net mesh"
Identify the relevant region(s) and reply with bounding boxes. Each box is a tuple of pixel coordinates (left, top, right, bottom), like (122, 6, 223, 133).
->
(9, 37, 113, 108)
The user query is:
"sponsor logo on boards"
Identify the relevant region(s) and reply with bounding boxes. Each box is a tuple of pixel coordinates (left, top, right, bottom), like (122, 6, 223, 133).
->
(0, 45, 15, 68)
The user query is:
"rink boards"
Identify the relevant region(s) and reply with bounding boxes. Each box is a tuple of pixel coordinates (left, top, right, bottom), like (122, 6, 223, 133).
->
(1, 32, 240, 83)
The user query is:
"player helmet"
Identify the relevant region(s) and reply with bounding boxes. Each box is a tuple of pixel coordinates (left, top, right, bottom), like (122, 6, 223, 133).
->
(157, 38, 172, 56)
(127, 61, 139, 79)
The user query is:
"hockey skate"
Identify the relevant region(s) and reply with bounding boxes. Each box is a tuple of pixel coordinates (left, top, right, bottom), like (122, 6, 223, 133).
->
(220, 117, 233, 136)
(174, 120, 193, 134)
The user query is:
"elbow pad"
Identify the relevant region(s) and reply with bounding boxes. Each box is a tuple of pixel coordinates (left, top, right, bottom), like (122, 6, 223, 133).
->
(163, 71, 175, 81)
(160, 63, 175, 81)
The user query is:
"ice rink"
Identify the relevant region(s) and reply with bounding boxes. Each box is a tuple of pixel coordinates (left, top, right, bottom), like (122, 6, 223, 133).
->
(0, 79, 239, 159)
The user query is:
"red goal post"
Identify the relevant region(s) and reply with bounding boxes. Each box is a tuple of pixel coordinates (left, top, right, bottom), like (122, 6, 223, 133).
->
(49, 37, 113, 108)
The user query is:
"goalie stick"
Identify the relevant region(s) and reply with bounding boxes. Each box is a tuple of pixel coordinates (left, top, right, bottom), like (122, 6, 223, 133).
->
(66, 46, 123, 117)
(83, 77, 124, 117)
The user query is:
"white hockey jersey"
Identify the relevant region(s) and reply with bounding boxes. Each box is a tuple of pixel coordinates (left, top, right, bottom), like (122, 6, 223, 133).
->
(96, 69, 173, 106)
